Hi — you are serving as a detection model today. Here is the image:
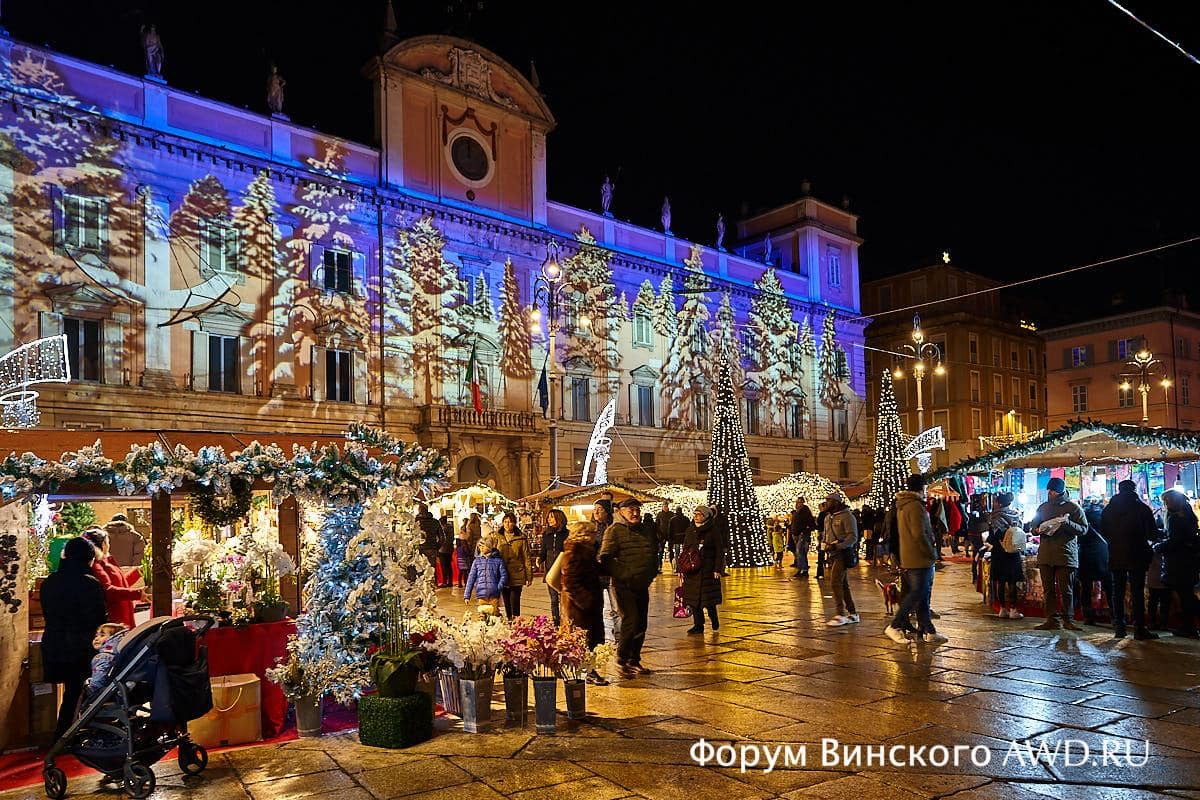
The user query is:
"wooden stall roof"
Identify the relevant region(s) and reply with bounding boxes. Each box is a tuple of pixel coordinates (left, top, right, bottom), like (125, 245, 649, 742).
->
(520, 481, 664, 508)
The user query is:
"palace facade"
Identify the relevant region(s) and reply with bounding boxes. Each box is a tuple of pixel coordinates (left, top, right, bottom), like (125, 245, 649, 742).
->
(0, 32, 870, 496)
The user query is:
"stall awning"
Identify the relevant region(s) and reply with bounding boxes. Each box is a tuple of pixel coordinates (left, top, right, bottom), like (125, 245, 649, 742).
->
(932, 419, 1200, 478)
(520, 482, 665, 508)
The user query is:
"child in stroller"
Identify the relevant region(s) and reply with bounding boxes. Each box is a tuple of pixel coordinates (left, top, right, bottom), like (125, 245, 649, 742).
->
(43, 616, 215, 800)
(86, 623, 128, 702)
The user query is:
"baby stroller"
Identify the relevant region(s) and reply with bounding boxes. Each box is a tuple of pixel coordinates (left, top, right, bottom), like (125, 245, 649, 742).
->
(43, 616, 215, 799)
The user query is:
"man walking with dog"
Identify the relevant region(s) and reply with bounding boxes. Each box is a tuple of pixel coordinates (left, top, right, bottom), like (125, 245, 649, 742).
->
(884, 474, 947, 645)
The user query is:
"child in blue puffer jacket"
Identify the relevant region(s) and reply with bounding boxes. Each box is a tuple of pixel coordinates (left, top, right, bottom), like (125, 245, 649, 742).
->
(464, 535, 508, 614)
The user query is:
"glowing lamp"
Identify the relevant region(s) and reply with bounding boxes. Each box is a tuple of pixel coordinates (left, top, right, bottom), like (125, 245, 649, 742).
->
(529, 308, 541, 323)
(893, 368, 904, 379)
(1120, 380, 1132, 391)
(1162, 378, 1172, 388)
(934, 363, 946, 376)
(579, 313, 592, 328)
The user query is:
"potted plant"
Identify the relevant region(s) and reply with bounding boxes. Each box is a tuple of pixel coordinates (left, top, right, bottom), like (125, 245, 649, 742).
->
(369, 599, 437, 698)
(558, 636, 615, 720)
(498, 627, 537, 725)
(424, 612, 506, 732)
(245, 527, 296, 623)
(506, 616, 565, 735)
(266, 637, 324, 737)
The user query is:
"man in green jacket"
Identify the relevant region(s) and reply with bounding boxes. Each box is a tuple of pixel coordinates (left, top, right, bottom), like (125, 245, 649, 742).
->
(883, 474, 947, 645)
(600, 498, 659, 677)
(1027, 477, 1087, 631)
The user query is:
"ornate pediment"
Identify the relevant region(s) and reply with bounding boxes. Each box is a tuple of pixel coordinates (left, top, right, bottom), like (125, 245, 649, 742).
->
(630, 364, 659, 383)
(197, 304, 253, 337)
(422, 47, 518, 110)
(314, 317, 365, 348)
(44, 282, 120, 314)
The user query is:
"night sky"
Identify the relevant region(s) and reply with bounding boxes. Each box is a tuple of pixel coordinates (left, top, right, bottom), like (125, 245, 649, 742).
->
(6, 1, 1200, 323)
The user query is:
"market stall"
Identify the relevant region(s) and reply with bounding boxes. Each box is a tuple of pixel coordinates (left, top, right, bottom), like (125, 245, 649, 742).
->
(0, 424, 423, 748)
(519, 482, 664, 521)
(932, 419, 1200, 618)
(428, 483, 514, 521)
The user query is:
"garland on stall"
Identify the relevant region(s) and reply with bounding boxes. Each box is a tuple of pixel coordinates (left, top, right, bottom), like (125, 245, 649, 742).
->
(191, 477, 254, 527)
(930, 419, 1200, 480)
(0, 422, 448, 506)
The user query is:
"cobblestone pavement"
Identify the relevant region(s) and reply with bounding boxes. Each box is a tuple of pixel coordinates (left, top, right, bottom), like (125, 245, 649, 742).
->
(6, 561, 1200, 800)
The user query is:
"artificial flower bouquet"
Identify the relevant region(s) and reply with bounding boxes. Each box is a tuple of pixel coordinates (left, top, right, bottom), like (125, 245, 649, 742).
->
(421, 611, 508, 680)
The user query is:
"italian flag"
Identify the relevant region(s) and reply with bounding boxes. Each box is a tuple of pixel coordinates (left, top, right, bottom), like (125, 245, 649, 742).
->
(466, 340, 483, 414)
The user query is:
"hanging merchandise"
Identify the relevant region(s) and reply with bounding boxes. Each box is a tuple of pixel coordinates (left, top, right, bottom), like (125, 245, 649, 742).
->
(1148, 462, 1165, 498)
(1064, 466, 1081, 495)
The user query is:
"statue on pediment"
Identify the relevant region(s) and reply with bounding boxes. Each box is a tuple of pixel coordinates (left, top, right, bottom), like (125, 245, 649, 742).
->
(141, 24, 164, 79)
(601, 176, 614, 217)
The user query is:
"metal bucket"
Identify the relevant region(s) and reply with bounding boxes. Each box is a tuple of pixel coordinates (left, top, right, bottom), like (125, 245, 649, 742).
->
(295, 694, 322, 737)
(503, 675, 528, 725)
(564, 679, 586, 720)
(458, 675, 494, 733)
(532, 677, 557, 735)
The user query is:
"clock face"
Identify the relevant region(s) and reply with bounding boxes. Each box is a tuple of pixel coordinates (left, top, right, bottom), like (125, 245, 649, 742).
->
(450, 135, 490, 182)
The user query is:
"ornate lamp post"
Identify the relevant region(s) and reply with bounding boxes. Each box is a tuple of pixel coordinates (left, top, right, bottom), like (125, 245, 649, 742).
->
(529, 241, 589, 483)
(1119, 348, 1170, 426)
(891, 313, 945, 433)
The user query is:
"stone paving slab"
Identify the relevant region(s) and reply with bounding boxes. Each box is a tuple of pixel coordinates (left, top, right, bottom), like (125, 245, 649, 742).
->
(3, 561, 1198, 800)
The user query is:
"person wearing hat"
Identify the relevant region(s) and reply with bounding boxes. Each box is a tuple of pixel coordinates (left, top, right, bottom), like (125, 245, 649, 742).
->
(821, 491, 860, 627)
(1027, 477, 1087, 631)
(681, 505, 726, 634)
(986, 491, 1026, 621)
(600, 497, 659, 676)
(883, 475, 945, 644)
(1154, 489, 1200, 638)
(1101, 479, 1158, 639)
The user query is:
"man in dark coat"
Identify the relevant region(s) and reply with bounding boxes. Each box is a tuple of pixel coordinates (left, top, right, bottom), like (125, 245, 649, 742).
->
(656, 502, 674, 565)
(668, 507, 689, 564)
(600, 498, 659, 676)
(416, 504, 443, 583)
(1101, 480, 1159, 639)
(814, 501, 830, 579)
(40, 537, 107, 738)
(1027, 477, 1087, 631)
(790, 497, 817, 578)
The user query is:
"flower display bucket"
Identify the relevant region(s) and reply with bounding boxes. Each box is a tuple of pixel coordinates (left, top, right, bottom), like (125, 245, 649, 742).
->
(532, 677, 557, 735)
(370, 655, 419, 698)
(295, 693, 322, 737)
(564, 678, 586, 720)
(438, 670, 462, 717)
(503, 675, 528, 725)
(254, 602, 289, 624)
(458, 675, 494, 733)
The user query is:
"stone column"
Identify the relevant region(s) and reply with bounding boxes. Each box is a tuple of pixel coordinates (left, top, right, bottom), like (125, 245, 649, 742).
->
(511, 448, 529, 499)
(528, 450, 543, 494)
(139, 188, 176, 388)
(0, 156, 13, 355)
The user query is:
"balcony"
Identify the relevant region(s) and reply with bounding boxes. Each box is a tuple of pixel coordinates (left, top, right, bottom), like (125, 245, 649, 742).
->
(419, 404, 542, 433)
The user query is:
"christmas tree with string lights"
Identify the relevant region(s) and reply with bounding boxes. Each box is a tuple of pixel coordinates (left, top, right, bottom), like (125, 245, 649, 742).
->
(706, 353, 772, 567)
(867, 370, 908, 510)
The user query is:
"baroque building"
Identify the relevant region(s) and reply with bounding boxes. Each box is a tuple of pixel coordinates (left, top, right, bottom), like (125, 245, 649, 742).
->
(0, 32, 870, 495)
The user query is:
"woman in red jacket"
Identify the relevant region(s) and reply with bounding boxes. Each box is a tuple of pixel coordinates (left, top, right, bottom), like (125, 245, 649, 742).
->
(82, 527, 146, 628)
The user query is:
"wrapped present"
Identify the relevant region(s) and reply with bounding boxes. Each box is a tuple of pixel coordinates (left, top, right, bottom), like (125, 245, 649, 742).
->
(189, 673, 261, 748)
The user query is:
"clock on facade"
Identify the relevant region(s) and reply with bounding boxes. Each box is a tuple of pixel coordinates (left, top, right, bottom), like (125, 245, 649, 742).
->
(449, 134, 490, 182)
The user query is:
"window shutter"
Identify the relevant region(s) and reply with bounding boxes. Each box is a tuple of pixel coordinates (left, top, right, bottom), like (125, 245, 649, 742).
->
(197, 217, 209, 269)
(1085, 344, 1095, 365)
(38, 311, 64, 339)
(1062, 348, 1071, 369)
(351, 251, 367, 297)
(191, 331, 209, 391)
(48, 186, 66, 249)
(309, 244, 326, 287)
(311, 346, 326, 402)
(1107, 340, 1118, 363)
(240, 335, 257, 396)
(101, 320, 123, 385)
(353, 350, 368, 404)
(95, 200, 109, 261)
(226, 226, 241, 273)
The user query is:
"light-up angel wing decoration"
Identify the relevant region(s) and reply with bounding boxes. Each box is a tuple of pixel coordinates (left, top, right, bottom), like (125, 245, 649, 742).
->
(0, 335, 71, 428)
(581, 398, 617, 486)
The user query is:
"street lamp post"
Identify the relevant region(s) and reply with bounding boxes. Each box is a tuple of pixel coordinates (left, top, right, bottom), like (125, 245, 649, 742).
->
(891, 313, 945, 433)
(529, 241, 589, 484)
(1119, 348, 1170, 426)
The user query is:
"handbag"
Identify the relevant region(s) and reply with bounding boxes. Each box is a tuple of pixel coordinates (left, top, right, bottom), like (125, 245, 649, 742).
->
(673, 577, 691, 618)
(677, 544, 702, 576)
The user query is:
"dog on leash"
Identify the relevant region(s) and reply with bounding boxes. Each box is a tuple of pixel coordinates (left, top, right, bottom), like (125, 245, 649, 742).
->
(875, 578, 901, 615)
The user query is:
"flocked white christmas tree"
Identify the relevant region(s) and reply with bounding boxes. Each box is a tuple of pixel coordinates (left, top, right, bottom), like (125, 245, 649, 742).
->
(472, 273, 495, 322)
(818, 310, 847, 408)
(561, 226, 622, 371)
(233, 170, 282, 377)
(746, 269, 805, 435)
(653, 274, 677, 339)
(661, 245, 711, 429)
(867, 370, 909, 510)
(707, 352, 772, 567)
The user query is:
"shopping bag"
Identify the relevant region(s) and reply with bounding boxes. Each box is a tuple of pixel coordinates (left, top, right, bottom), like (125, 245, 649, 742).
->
(546, 551, 564, 593)
(673, 579, 691, 619)
(188, 673, 261, 747)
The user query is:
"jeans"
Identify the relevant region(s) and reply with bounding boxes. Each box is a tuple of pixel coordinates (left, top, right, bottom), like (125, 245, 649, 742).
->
(1111, 569, 1146, 629)
(54, 674, 85, 739)
(828, 555, 856, 617)
(891, 566, 935, 634)
(501, 586, 523, 619)
(438, 553, 453, 586)
(1039, 564, 1076, 623)
(613, 583, 650, 665)
(604, 580, 622, 639)
(548, 585, 561, 626)
(794, 536, 810, 573)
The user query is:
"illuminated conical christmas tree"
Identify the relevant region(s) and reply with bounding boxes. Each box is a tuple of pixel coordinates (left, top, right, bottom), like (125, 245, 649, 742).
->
(706, 353, 772, 567)
(867, 370, 909, 510)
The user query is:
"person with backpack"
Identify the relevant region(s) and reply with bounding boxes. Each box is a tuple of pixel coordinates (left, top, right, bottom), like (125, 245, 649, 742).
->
(987, 491, 1026, 620)
(883, 475, 946, 645)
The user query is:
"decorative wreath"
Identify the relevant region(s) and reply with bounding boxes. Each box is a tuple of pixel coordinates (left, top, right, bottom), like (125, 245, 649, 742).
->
(191, 477, 254, 527)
